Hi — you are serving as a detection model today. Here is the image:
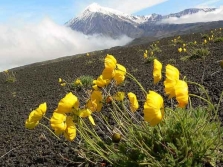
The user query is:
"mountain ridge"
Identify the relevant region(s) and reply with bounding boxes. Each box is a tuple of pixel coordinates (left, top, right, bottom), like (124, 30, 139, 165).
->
(66, 3, 218, 39)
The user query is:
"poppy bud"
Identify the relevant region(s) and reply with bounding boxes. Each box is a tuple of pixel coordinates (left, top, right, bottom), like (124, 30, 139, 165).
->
(112, 133, 121, 143)
(106, 96, 113, 103)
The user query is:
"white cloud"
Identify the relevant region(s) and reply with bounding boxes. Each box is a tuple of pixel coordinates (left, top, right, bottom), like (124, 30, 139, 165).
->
(74, 0, 168, 15)
(196, 0, 222, 8)
(0, 18, 132, 72)
(105, 0, 168, 14)
(160, 6, 223, 24)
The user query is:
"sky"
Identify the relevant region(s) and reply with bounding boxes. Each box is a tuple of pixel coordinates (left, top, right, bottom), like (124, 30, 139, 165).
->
(0, 0, 223, 71)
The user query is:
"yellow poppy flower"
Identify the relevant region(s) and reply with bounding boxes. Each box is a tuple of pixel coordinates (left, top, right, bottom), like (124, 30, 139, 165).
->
(153, 59, 162, 84)
(57, 92, 79, 113)
(60, 83, 66, 87)
(64, 116, 76, 141)
(25, 102, 47, 129)
(175, 80, 189, 108)
(178, 47, 182, 53)
(78, 108, 92, 117)
(50, 110, 67, 135)
(127, 92, 139, 112)
(87, 90, 103, 112)
(113, 92, 125, 101)
(143, 91, 164, 126)
(164, 64, 180, 98)
(102, 68, 115, 80)
(75, 79, 82, 85)
(58, 78, 62, 83)
(114, 64, 126, 85)
(183, 48, 186, 52)
(93, 75, 110, 88)
(104, 54, 117, 70)
(78, 109, 95, 125)
(25, 120, 39, 129)
(144, 52, 148, 59)
(92, 85, 99, 90)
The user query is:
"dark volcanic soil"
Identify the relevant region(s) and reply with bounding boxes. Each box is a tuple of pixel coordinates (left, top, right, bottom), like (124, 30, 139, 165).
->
(0, 31, 223, 166)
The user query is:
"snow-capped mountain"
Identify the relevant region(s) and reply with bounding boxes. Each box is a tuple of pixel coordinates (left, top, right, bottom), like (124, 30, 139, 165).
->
(162, 8, 216, 19)
(66, 3, 218, 38)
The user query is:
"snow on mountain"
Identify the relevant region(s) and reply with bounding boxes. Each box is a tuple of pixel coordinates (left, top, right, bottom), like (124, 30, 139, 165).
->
(66, 3, 219, 39)
(163, 8, 216, 19)
(66, 3, 150, 26)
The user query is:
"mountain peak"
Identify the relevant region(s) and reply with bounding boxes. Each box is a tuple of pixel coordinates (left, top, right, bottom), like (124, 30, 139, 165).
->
(83, 3, 126, 16)
(85, 3, 103, 12)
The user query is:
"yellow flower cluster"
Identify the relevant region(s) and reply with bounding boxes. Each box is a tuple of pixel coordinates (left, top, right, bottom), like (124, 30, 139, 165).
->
(153, 59, 189, 108)
(93, 54, 126, 87)
(25, 92, 96, 141)
(143, 59, 189, 126)
(58, 77, 66, 86)
(25, 55, 189, 140)
(50, 92, 95, 141)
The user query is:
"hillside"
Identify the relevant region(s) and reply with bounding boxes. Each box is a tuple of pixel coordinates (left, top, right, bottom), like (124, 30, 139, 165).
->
(0, 30, 223, 166)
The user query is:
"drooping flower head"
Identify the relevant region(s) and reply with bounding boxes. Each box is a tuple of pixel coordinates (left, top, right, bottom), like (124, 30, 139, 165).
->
(104, 54, 117, 71)
(93, 75, 110, 88)
(153, 59, 162, 84)
(143, 91, 164, 126)
(25, 102, 47, 129)
(114, 64, 126, 85)
(127, 92, 139, 112)
(164, 64, 180, 98)
(86, 90, 103, 112)
(144, 50, 148, 59)
(113, 91, 125, 101)
(58, 78, 62, 83)
(78, 109, 95, 125)
(175, 80, 189, 108)
(178, 47, 182, 53)
(50, 110, 67, 135)
(102, 68, 115, 80)
(75, 79, 82, 85)
(64, 116, 76, 141)
(57, 92, 79, 113)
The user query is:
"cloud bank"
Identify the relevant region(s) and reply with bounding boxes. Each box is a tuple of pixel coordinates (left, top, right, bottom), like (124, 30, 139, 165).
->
(0, 18, 132, 71)
(161, 6, 223, 24)
(105, 0, 168, 14)
(74, 0, 168, 15)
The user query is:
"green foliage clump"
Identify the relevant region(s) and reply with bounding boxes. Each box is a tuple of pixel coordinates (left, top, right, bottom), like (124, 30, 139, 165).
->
(145, 56, 157, 64)
(189, 48, 210, 60)
(81, 107, 223, 167)
(78, 75, 94, 87)
(213, 37, 223, 43)
(180, 46, 210, 61)
(168, 58, 176, 64)
(176, 39, 184, 45)
(71, 75, 94, 90)
(201, 34, 209, 39)
(3, 70, 16, 83)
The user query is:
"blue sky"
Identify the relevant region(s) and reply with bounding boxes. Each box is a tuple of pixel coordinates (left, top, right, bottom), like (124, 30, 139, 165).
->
(0, 0, 222, 24)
